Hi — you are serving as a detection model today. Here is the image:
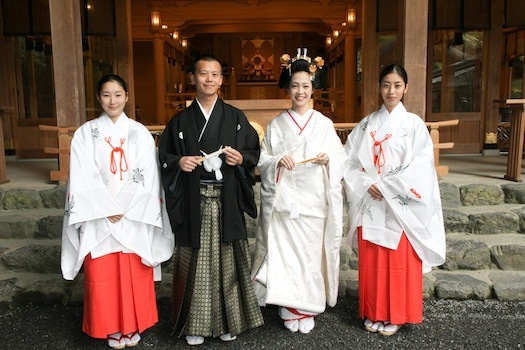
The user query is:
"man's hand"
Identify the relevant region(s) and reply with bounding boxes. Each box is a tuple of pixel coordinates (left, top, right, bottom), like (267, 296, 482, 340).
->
(179, 156, 203, 172)
(223, 146, 243, 166)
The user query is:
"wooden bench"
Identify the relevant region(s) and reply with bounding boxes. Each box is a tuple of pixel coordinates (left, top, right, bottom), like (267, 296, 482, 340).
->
(334, 119, 459, 177)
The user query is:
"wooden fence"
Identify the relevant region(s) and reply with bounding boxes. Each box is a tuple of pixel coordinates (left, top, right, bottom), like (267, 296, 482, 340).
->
(40, 119, 458, 183)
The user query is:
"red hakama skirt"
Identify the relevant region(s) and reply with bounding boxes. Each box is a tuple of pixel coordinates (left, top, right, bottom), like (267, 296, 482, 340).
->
(358, 227, 423, 325)
(82, 252, 158, 338)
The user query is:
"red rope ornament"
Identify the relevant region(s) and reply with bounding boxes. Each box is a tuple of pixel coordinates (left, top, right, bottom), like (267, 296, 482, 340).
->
(104, 137, 128, 181)
(370, 131, 391, 174)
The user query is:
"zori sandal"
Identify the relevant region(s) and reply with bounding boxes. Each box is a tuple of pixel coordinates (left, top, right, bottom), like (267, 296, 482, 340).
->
(219, 333, 237, 342)
(123, 332, 141, 347)
(107, 332, 125, 349)
(379, 323, 402, 336)
(364, 319, 384, 333)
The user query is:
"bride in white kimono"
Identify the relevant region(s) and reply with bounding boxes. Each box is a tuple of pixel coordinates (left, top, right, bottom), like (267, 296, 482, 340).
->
(344, 64, 446, 336)
(251, 55, 346, 334)
(61, 74, 173, 349)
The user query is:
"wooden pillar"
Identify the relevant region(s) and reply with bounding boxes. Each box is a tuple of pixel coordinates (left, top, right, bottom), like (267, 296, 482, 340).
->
(153, 35, 165, 124)
(25, 50, 38, 119)
(483, 0, 504, 154)
(230, 67, 237, 99)
(0, 109, 9, 183)
(115, 0, 135, 119)
(344, 33, 357, 122)
(362, 0, 378, 117)
(0, 3, 17, 154)
(501, 100, 525, 182)
(49, 0, 85, 127)
(402, 0, 428, 119)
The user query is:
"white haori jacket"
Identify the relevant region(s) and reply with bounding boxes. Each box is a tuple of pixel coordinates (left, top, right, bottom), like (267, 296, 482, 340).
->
(61, 113, 174, 281)
(343, 103, 446, 273)
(251, 109, 346, 309)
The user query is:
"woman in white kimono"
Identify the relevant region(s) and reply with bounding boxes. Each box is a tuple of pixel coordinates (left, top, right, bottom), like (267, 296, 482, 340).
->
(251, 54, 346, 334)
(61, 74, 174, 349)
(344, 64, 446, 336)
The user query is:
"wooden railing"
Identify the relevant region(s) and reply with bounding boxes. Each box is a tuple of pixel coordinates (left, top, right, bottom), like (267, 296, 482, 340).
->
(334, 119, 459, 177)
(426, 120, 459, 177)
(38, 124, 167, 183)
(39, 119, 459, 183)
(38, 125, 77, 183)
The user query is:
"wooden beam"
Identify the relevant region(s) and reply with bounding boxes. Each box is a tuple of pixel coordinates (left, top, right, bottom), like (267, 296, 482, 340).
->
(153, 35, 166, 124)
(344, 33, 357, 122)
(116, 0, 136, 119)
(402, 0, 428, 119)
(483, 0, 504, 153)
(49, 0, 85, 127)
(0, 3, 17, 154)
(0, 109, 9, 183)
(362, 0, 378, 117)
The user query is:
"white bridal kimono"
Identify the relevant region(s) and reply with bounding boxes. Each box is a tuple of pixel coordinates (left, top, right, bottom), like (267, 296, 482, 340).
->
(343, 103, 446, 273)
(251, 109, 346, 313)
(61, 113, 174, 281)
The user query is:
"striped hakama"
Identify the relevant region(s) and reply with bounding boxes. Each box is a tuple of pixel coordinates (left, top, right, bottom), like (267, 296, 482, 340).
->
(172, 184, 264, 337)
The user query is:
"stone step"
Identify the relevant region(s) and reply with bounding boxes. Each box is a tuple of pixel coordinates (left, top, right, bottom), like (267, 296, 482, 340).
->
(0, 272, 68, 307)
(339, 233, 525, 274)
(2, 232, 523, 277)
(0, 199, 519, 241)
(1, 268, 523, 308)
(0, 239, 61, 274)
(0, 187, 66, 210)
(2, 182, 522, 210)
(1, 185, 524, 237)
(338, 269, 525, 302)
(0, 209, 63, 239)
(440, 182, 525, 207)
(444, 233, 525, 271)
(4, 267, 524, 308)
(444, 204, 525, 234)
(0, 183, 524, 305)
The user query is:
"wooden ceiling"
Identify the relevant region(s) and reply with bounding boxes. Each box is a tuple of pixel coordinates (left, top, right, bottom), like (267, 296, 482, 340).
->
(131, 0, 355, 39)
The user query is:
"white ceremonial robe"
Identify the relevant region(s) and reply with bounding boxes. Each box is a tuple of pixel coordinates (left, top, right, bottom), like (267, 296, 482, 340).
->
(252, 109, 346, 312)
(343, 103, 446, 273)
(61, 113, 174, 281)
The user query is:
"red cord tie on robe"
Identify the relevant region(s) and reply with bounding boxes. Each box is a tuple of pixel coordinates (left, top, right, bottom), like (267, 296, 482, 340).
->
(104, 137, 128, 181)
(370, 131, 391, 174)
(276, 110, 316, 184)
(287, 110, 315, 135)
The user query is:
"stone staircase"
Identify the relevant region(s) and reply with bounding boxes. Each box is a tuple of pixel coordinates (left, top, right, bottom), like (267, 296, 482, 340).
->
(338, 181, 525, 302)
(0, 182, 524, 307)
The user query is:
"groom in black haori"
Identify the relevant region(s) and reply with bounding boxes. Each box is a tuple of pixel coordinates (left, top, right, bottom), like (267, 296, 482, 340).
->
(159, 54, 264, 346)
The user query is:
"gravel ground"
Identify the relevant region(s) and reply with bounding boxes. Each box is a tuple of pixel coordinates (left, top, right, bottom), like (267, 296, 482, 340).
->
(0, 297, 524, 349)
